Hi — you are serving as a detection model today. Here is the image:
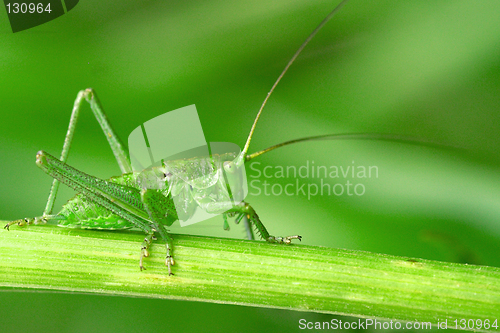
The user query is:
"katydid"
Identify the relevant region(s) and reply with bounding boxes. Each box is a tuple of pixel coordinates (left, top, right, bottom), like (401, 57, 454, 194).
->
(3, 0, 452, 275)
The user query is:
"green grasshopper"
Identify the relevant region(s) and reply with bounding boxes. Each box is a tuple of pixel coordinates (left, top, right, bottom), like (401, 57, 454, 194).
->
(4, 0, 445, 275)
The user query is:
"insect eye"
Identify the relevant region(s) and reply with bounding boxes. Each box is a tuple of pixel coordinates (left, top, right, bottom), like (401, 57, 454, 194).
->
(223, 161, 236, 174)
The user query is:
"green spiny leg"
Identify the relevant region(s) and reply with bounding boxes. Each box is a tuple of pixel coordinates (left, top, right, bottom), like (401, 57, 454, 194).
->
(35, 151, 170, 270)
(140, 189, 176, 275)
(35, 149, 155, 229)
(221, 202, 301, 244)
(4, 88, 131, 230)
(37, 150, 152, 219)
(43, 88, 132, 218)
(35, 151, 189, 273)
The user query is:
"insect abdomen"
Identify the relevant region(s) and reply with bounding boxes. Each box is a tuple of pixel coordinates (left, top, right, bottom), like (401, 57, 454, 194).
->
(57, 193, 134, 230)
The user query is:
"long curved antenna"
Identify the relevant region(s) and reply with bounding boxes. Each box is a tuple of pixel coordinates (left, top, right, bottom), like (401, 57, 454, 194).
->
(238, 0, 351, 163)
(245, 133, 465, 161)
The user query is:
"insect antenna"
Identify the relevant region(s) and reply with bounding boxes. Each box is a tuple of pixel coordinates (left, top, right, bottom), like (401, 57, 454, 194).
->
(236, 0, 351, 165)
(245, 133, 466, 161)
(237, 0, 464, 162)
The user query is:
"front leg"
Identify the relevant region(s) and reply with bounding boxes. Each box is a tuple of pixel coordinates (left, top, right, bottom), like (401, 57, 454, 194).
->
(221, 202, 301, 244)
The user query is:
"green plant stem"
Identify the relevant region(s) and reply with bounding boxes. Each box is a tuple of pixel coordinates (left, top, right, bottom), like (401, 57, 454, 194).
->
(1, 223, 499, 331)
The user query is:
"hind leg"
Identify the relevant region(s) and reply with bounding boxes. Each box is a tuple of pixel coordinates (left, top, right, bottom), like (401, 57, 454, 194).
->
(43, 89, 132, 218)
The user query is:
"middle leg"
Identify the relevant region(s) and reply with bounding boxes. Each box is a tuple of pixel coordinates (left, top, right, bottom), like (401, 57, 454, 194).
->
(140, 189, 176, 275)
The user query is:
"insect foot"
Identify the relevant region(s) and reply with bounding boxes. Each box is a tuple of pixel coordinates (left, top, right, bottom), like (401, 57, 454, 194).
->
(224, 202, 301, 245)
(3, 217, 47, 230)
(166, 255, 175, 276)
(139, 249, 149, 271)
(267, 235, 302, 245)
(4, 218, 31, 230)
(140, 232, 155, 271)
(165, 242, 175, 276)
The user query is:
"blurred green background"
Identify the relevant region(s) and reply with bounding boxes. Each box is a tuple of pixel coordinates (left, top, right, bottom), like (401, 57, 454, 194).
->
(1, 0, 500, 332)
